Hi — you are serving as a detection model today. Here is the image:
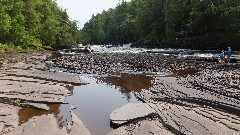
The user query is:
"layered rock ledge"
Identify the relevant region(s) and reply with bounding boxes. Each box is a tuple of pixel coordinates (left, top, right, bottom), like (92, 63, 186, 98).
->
(109, 64, 240, 134)
(110, 103, 156, 125)
(0, 52, 90, 135)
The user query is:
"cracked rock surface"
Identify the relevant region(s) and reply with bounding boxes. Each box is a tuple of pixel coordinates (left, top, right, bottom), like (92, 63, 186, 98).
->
(0, 52, 90, 135)
(131, 66, 240, 135)
(100, 53, 240, 135)
(110, 103, 156, 125)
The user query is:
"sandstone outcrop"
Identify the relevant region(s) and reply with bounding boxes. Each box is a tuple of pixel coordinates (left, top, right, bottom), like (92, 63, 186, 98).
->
(110, 103, 156, 125)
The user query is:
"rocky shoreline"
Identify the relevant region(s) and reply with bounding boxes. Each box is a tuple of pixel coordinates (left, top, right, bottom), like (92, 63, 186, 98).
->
(0, 51, 240, 135)
(0, 52, 90, 135)
(52, 52, 239, 134)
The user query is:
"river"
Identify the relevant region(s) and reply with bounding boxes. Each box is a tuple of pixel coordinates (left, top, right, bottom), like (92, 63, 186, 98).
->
(20, 44, 240, 135)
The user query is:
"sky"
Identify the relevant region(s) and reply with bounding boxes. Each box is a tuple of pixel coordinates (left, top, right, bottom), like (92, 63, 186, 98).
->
(55, 0, 130, 29)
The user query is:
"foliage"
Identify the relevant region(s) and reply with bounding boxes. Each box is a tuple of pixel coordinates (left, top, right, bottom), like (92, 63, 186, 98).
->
(0, 0, 81, 52)
(2, 0, 238, 50)
(14, 98, 21, 106)
(81, 0, 240, 49)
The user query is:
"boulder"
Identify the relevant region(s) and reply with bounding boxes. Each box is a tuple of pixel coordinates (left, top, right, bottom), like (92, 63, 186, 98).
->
(110, 103, 156, 125)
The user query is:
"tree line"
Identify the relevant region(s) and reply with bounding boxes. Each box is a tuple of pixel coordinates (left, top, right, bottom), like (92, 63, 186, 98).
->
(81, 0, 240, 50)
(1, 0, 239, 52)
(0, 0, 81, 53)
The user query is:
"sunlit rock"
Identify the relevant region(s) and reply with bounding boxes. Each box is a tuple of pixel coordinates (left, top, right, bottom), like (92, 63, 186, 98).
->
(110, 103, 156, 125)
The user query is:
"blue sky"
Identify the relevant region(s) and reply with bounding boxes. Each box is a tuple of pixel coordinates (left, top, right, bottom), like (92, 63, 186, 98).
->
(55, 0, 130, 29)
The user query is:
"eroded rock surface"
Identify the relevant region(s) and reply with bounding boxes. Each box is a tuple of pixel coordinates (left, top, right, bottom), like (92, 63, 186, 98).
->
(0, 53, 86, 105)
(110, 103, 156, 125)
(8, 106, 91, 135)
(1, 51, 240, 135)
(132, 65, 240, 134)
(9, 114, 67, 135)
(53, 53, 209, 75)
(108, 117, 173, 135)
(103, 53, 240, 134)
(0, 53, 89, 134)
(0, 103, 20, 135)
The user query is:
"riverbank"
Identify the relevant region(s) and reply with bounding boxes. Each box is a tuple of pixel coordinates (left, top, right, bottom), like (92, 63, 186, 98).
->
(0, 52, 90, 135)
(53, 52, 240, 134)
(1, 51, 240, 135)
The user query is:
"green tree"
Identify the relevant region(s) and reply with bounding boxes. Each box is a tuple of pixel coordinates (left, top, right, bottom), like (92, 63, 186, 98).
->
(0, 0, 82, 52)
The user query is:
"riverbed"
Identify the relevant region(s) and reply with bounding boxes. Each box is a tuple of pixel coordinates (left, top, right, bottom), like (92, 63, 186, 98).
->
(50, 45, 240, 134)
(1, 46, 240, 135)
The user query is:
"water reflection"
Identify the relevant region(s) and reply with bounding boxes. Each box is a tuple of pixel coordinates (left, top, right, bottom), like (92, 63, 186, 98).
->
(171, 68, 199, 77)
(17, 68, 202, 135)
(59, 75, 141, 135)
(18, 104, 64, 127)
(95, 74, 153, 102)
(65, 85, 74, 95)
(96, 73, 153, 93)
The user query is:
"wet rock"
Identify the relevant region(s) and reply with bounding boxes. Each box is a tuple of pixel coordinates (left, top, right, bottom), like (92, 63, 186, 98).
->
(2, 50, 240, 134)
(68, 105, 91, 135)
(110, 103, 156, 125)
(21, 103, 50, 111)
(52, 52, 211, 76)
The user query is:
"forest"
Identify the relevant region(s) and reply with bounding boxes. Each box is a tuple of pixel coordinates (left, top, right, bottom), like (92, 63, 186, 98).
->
(81, 0, 240, 50)
(0, 0, 81, 53)
(1, 0, 240, 53)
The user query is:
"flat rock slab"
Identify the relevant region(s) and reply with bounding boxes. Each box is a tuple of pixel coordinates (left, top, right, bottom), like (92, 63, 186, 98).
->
(6, 69, 86, 85)
(110, 103, 156, 125)
(9, 114, 67, 135)
(0, 103, 20, 134)
(149, 102, 240, 135)
(107, 117, 173, 135)
(21, 103, 50, 111)
(0, 79, 68, 103)
(0, 123, 4, 134)
(8, 107, 91, 135)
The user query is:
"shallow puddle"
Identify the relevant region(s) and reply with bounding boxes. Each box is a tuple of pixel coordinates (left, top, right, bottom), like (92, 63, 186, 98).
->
(171, 68, 199, 77)
(18, 104, 63, 126)
(60, 74, 146, 135)
(17, 72, 168, 135)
